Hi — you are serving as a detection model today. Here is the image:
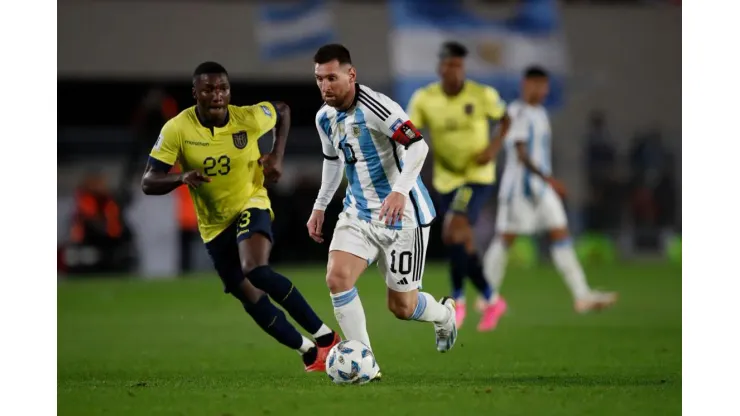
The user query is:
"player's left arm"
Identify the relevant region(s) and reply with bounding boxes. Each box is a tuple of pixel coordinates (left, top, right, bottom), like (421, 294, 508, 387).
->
(373, 95, 428, 194)
(369, 95, 430, 224)
(476, 86, 511, 165)
(509, 115, 566, 196)
(514, 141, 566, 196)
(248, 101, 291, 182)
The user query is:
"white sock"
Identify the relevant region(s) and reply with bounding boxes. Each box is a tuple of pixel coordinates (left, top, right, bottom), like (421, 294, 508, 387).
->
(331, 287, 372, 350)
(409, 292, 451, 324)
(483, 238, 509, 290)
(312, 324, 332, 339)
(297, 336, 315, 354)
(551, 239, 590, 300)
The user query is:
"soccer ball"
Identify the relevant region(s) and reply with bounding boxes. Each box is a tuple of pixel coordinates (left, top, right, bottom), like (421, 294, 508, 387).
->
(325, 340, 379, 385)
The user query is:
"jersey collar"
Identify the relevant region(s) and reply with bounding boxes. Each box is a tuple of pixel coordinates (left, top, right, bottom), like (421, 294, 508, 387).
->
(441, 80, 467, 98)
(351, 83, 361, 108)
(195, 106, 230, 129)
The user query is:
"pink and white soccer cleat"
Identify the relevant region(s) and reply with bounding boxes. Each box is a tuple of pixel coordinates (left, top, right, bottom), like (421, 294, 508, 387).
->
(477, 297, 507, 332)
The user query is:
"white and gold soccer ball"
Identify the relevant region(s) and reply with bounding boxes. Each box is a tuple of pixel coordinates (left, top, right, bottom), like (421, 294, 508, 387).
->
(325, 340, 379, 385)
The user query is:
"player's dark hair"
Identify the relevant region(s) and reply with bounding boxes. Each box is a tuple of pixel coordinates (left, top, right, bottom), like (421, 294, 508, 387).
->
(438, 41, 468, 59)
(193, 61, 229, 78)
(524, 66, 549, 79)
(313, 44, 352, 65)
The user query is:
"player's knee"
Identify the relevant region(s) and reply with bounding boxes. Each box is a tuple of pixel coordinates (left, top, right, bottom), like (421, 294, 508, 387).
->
(387, 297, 415, 320)
(441, 227, 455, 245)
(240, 257, 264, 277)
(326, 265, 354, 293)
(244, 265, 295, 300)
(549, 228, 570, 242)
(501, 233, 518, 248)
(229, 279, 265, 305)
(442, 215, 470, 246)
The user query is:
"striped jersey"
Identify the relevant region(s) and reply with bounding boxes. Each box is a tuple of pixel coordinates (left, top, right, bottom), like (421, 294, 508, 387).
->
(316, 84, 436, 229)
(498, 100, 553, 201)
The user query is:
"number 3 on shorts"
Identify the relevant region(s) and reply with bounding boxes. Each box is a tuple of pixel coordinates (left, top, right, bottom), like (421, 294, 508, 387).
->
(237, 210, 251, 236)
(451, 186, 473, 212)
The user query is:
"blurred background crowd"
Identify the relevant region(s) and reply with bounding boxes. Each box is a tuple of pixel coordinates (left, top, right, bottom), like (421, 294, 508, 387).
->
(56, 0, 680, 278)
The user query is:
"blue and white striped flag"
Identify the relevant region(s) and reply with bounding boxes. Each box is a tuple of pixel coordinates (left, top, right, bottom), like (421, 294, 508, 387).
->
(256, 0, 336, 61)
(389, 0, 568, 108)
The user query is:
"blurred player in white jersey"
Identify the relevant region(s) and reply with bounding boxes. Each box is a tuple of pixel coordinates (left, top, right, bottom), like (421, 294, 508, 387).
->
(483, 67, 618, 313)
(306, 45, 458, 372)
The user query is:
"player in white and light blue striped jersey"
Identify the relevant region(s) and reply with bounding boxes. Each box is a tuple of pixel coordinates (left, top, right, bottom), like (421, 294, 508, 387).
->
(483, 66, 618, 314)
(306, 45, 457, 364)
(315, 88, 436, 229)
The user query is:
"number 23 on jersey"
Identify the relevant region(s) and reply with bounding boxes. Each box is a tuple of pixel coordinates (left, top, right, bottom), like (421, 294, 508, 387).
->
(203, 155, 231, 176)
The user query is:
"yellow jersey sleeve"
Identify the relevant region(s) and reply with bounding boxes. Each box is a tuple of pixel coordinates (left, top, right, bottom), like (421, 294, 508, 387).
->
(149, 119, 181, 168)
(406, 89, 427, 129)
(483, 86, 507, 120)
(243, 101, 279, 137)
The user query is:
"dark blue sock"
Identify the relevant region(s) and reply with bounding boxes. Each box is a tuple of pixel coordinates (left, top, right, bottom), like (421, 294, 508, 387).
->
(467, 252, 494, 301)
(242, 295, 303, 350)
(247, 266, 324, 334)
(449, 244, 468, 300)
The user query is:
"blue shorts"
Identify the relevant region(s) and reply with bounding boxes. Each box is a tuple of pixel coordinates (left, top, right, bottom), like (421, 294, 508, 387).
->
(438, 184, 495, 225)
(204, 208, 273, 293)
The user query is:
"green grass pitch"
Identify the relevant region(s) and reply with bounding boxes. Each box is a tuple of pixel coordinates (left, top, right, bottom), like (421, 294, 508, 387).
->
(58, 262, 681, 416)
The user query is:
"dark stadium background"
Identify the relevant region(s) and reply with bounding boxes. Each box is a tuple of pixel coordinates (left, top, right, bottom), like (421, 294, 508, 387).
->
(57, 1, 681, 415)
(57, 0, 681, 276)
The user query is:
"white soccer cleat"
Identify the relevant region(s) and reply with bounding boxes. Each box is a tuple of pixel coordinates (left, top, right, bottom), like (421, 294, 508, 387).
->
(574, 290, 618, 314)
(435, 297, 458, 353)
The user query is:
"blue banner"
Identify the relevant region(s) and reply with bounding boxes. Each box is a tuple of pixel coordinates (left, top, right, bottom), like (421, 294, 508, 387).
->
(256, 0, 336, 61)
(389, 0, 567, 108)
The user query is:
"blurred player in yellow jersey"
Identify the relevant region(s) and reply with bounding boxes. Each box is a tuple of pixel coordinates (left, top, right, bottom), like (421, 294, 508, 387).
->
(407, 42, 509, 331)
(142, 62, 340, 371)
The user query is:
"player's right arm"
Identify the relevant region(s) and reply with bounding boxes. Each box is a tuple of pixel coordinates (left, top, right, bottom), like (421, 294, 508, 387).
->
(307, 112, 343, 243)
(141, 121, 210, 195)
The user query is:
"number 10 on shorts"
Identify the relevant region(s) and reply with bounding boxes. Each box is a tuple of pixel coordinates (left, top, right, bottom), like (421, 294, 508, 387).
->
(390, 250, 417, 280)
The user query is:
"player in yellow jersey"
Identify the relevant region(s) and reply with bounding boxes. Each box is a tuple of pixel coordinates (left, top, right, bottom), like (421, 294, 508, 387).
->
(142, 62, 340, 371)
(407, 42, 509, 331)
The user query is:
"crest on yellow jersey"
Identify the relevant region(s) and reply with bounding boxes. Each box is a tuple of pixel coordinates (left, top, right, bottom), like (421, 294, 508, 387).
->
(464, 103, 474, 115)
(232, 131, 248, 149)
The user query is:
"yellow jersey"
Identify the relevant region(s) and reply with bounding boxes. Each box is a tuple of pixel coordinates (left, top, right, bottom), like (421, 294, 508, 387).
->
(407, 80, 506, 194)
(149, 103, 278, 242)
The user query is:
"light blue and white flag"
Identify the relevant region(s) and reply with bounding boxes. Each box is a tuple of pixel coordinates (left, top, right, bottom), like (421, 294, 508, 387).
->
(256, 0, 336, 61)
(389, 0, 568, 108)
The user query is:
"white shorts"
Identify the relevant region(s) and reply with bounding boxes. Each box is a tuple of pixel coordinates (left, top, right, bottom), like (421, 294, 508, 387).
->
(495, 187, 568, 234)
(329, 212, 429, 292)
